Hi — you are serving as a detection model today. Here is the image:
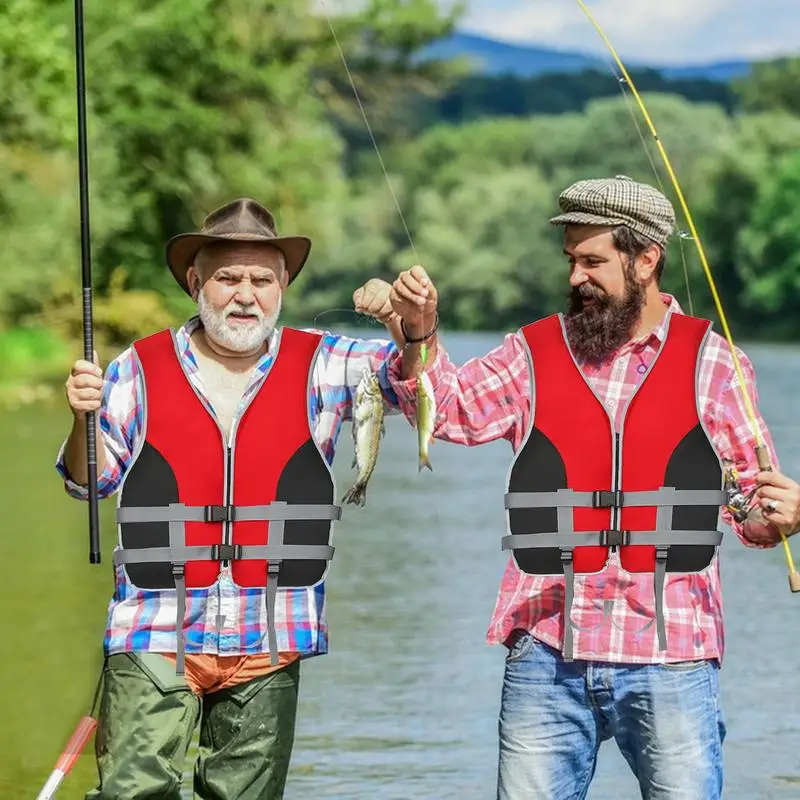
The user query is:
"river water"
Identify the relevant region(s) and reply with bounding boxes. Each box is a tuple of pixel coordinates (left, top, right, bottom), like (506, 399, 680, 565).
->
(2, 329, 797, 799)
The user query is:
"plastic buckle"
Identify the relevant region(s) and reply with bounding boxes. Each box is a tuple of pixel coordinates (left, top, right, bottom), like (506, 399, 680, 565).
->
(171, 563, 185, 579)
(212, 543, 241, 561)
(655, 545, 669, 561)
(593, 490, 622, 508)
(205, 505, 234, 523)
(559, 549, 573, 564)
(599, 529, 630, 547)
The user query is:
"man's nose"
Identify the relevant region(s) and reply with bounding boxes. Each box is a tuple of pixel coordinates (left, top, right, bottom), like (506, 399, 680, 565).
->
(235, 280, 255, 303)
(569, 267, 588, 287)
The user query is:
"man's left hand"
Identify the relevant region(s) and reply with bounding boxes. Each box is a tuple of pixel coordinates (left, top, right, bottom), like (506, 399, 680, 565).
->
(353, 278, 395, 324)
(754, 470, 800, 536)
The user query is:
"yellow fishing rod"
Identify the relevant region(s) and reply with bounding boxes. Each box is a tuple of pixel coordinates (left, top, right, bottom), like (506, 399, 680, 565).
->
(573, 0, 798, 590)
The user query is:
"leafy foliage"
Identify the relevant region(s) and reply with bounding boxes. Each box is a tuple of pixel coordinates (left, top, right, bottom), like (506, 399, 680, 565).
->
(1, 0, 800, 393)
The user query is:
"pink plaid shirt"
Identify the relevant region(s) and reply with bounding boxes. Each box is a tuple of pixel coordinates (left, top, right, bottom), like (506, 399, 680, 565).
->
(388, 295, 781, 664)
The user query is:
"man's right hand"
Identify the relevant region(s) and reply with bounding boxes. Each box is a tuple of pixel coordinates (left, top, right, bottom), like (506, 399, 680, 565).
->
(389, 265, 438, 332)
(65, 353, 104, 418)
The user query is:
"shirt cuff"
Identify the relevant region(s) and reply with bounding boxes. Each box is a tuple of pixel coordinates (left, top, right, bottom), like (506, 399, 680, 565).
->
(55, 438, 120, 500)
(386, 347, 446, 412)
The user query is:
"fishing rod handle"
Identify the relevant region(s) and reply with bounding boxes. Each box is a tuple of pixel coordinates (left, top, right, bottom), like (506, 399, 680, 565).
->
(755, 444, 771, 472)
(84, 288, 101, 564)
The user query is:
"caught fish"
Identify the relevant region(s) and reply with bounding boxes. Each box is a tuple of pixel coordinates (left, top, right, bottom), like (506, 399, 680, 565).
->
(416, 369, 435, 472)
(342, 368, 385, 507)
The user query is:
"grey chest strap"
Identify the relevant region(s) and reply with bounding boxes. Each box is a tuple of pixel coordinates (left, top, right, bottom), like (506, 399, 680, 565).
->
(504, 487, 729, 510)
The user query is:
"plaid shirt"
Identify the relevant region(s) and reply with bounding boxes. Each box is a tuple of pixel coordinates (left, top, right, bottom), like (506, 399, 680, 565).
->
(388, 294, 781, 664)
(56, 317, 399, 659)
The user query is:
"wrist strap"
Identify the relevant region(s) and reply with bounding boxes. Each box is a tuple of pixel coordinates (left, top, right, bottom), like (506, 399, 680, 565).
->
(401, 313, 439, 345)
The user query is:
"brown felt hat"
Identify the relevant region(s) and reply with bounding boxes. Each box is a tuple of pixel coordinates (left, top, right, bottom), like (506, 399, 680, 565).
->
(165, 197, 312, 295)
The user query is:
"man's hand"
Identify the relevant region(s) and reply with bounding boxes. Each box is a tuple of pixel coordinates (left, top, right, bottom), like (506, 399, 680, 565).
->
(353, 278, 396, 324)
(62, 352, 108, 486)
(754, 470, 800, 537)
(65, 353, 104, 418)
(389, 265, 438, 334)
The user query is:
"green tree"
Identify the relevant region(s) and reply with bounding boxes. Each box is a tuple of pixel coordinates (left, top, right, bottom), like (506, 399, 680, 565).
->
(692, 111, 800, 329)
(736, 150, 800, 336)
(0, 0, 461, 326)
(389, 167, 565, 329)
(734, 57, 800, 116)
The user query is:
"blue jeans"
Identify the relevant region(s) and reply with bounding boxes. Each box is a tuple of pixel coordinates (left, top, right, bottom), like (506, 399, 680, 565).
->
(497, 632, 726, 800)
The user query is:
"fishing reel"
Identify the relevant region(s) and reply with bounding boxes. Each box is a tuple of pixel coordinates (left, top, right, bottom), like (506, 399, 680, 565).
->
(724, 466, 757, 524)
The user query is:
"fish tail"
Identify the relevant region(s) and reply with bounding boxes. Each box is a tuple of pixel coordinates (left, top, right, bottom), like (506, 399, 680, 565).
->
(342, 482, 367, 507)
(418, 452, 433, 472)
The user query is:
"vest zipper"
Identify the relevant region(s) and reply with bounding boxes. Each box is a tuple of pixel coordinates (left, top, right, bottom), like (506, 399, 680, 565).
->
(611, 431, 621, 553)
(223, 444, 233, 562)
(221, 335, 280, 565)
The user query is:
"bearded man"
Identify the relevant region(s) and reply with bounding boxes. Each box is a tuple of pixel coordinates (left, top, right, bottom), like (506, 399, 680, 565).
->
(56, 197, 410, 800)
(375, 175, 800, 800)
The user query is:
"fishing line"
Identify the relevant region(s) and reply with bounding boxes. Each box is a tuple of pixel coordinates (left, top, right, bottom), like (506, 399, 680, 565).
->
(318, 0, 422, 268)
(312, 307, 382, 330)
(594, 52, 695, 315)
(573, 0, 797, 575)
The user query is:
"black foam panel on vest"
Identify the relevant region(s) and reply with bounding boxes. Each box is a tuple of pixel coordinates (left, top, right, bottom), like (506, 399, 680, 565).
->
(275, 438, 335, 587)
(119, 442, 179, 589)
(663, 423, 722, 573)
(507, 427, 567, 575)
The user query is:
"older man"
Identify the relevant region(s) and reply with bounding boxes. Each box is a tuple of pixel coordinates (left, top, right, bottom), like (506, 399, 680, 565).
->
(58, 197, 408, 799)
(377, 176, 800, 799)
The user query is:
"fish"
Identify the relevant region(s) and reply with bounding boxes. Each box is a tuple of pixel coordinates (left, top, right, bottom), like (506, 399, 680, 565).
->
(342, 368, 385, 507)
(416, 369, 435, 472)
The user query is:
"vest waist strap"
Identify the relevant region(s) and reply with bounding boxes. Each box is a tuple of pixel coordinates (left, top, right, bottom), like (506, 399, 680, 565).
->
(502, 529, 724, 551)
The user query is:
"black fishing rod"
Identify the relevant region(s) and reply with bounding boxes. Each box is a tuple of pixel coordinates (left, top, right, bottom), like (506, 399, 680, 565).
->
(73, 0, 101, 564)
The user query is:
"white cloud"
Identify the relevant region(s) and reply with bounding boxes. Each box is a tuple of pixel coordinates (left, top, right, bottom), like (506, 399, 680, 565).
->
(457, 0, 800, 63)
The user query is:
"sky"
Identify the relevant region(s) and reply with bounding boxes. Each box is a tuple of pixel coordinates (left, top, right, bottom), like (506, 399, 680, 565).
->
(448, 0, 800, 64)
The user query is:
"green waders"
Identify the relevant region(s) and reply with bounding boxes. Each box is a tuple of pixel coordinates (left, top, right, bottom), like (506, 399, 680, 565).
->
(86, 653, 300, 800)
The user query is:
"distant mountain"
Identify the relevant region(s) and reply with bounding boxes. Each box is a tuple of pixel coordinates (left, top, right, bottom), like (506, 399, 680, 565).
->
(420, 32, 752, 82)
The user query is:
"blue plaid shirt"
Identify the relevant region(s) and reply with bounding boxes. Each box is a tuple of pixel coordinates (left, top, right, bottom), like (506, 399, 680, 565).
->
(55, 317, 400, 659)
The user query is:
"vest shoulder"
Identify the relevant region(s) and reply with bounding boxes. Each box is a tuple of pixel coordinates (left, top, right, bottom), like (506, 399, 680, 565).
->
(668, 312, 713, 331)
(519, 314, 562, 334)
(131, 328, 175, 352)
(281, 326, 325, 342)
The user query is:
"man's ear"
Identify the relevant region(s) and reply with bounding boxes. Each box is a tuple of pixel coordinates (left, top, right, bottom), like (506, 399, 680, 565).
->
(637, 244, 661, 283)
(186, 265, 202, 301)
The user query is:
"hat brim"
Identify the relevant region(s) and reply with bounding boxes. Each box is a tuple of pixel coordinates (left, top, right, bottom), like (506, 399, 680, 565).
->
(165, 232, 312, 295)
(549, 211, 628, 229)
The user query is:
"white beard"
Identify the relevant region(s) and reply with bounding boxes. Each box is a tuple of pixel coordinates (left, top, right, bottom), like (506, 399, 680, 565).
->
(197, 290, 281, 353)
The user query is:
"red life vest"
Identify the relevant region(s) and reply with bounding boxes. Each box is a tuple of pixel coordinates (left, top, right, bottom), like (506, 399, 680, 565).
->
(114, 327, 341, 673)
(503, 312, 729, 659)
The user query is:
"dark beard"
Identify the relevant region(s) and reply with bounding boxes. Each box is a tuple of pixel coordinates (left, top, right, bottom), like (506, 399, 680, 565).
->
(564, 267, 645, 363)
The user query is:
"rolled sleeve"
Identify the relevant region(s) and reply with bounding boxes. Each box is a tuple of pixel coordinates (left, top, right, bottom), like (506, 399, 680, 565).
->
(54, 347, 140, 501)
(54, 428, 126, 500)
(386, 346, 448, 422)
(386, 332, 528, 447)
(713, 346, 782, 548)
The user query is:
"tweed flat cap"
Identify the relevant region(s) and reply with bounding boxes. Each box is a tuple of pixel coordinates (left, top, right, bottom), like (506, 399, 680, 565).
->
(549, 175, 676, 247)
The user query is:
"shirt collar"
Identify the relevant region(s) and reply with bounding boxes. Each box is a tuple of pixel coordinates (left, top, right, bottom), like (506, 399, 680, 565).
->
(634, 292, 683, 347)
